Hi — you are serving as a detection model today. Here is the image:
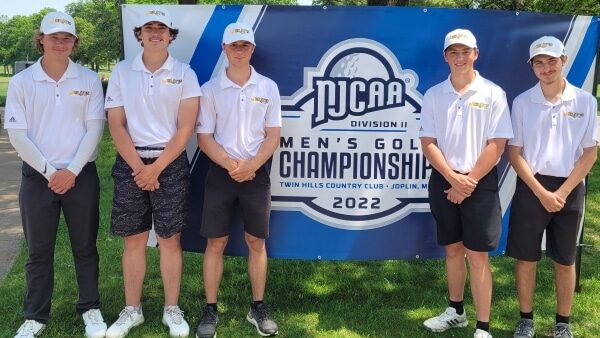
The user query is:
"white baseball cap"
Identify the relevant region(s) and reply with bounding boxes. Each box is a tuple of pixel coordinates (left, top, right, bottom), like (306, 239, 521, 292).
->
(138, 6, 173, 29)
(222, 22, 255, 46)
(528, 36, 565, 62)
(40, 11, 77, 38)
(444, 29, 477, 51)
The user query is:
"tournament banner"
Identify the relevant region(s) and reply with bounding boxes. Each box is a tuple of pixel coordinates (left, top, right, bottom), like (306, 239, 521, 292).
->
(121, 5, 599, 260)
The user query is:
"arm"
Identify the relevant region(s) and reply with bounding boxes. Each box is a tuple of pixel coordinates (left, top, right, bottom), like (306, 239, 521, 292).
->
(508, 145, 565, 212)
(134, 96, 199, 190)
(47, 119, 105, 194)
(197, 132, 238, 172)
(421, 137, 477, 198)
(7, 129, 57, 180)
(107, 106, 146, 180)
(555, 146, 597, 200)
(230, 126, 281, 182)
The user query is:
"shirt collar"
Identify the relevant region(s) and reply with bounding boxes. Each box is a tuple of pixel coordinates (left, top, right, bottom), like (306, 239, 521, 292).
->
(442, 70, 483, 94)
(131, 51, 175, 73)
(219, 66, 259, 89)
(32, 57, 79, 82)
(529, 78, 576, 104)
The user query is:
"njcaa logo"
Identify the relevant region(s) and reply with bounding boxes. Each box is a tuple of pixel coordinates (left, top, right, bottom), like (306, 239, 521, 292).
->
(271, 38, 430, 230)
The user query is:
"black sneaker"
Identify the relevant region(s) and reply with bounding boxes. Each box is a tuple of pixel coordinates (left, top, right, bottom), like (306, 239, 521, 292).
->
(246, 303, 278, 336)
(553, 323, 573, 338)
(196, 305, 218, 338)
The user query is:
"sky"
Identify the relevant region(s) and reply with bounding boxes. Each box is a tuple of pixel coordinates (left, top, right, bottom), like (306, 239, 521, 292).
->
(1, 0, 312, 18)
(1, 0, 72, 18)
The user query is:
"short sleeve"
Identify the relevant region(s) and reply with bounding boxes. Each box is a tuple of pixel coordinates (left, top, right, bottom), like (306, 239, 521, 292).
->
(104, 63, 124, 109)
(419, 88, 436, 138)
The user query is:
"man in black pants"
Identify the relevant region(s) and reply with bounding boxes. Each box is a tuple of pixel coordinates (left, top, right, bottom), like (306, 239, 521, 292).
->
(4, 11, 106, 338)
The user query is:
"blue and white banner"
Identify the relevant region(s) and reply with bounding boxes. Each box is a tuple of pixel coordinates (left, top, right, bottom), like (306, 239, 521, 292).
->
(122, 5, 599, 260)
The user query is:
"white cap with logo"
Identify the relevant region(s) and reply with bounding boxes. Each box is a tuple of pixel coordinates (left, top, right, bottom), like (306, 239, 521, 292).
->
(528, 36, 565, 62)
(40, 11, 77, 38)
(138, 6, 173, 29)
(444, 28, 477, 51)
(222, 22, 255, 46)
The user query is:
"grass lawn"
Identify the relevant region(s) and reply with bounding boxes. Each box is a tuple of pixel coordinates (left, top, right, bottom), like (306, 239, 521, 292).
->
(0, 87, 599, 337)
(0, 75, 9, 107)
(0, 142, 600, 337)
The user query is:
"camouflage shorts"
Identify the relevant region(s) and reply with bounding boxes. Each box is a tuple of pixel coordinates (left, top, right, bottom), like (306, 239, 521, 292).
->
(111, 152, 190, 239)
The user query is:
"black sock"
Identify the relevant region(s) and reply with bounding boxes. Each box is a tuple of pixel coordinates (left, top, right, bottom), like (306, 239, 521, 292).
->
(252, 300, 264, 308)
(449, 300, 464, 315)
(520, 311, 534, 320)
(556, 314, 570, 324)
(206, 303, 217, 311)
(476, 321, 489, 332)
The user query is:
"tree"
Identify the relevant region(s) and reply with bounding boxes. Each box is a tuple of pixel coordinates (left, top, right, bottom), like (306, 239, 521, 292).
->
(66, 0, 121, 71)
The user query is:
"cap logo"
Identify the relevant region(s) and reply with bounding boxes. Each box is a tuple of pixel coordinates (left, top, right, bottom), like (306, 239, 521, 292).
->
(146, 10, 166, 16)
(231, 28, 250, 34)
(534, 42, 553, 50)
(449, 33, 468, 40)
(53, 18, 72, 26)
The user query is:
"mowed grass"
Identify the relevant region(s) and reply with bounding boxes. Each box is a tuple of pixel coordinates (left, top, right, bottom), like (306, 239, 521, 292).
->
(0, 86, 599, 337)
(0, 140, 600, 337)
(0, 75, 9, 107)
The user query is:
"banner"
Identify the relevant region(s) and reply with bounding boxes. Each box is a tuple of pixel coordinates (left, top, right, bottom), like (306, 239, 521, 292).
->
(121, 5, 599, 260)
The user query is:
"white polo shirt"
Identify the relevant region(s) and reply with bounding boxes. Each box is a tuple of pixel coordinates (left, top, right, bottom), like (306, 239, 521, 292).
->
(419, 71, 513, 173)
(4, 58, 105, 169)
(197, 67, 282, 160)
(509, 80, 598, 177)
(105, 52, 202, 147)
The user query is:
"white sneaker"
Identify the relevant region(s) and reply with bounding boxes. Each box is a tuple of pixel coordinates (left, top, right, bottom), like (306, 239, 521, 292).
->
(162, 305, 190, 337)
(14, 320, 45, 338)
(423, 307, 468, 332)
(105, 306, 144, 338)
(474, 328, 493, 338)
(82, 309, 108, 338)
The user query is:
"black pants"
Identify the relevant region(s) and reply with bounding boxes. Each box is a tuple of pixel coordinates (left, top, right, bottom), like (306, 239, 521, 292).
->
(19, 162, 101, 323)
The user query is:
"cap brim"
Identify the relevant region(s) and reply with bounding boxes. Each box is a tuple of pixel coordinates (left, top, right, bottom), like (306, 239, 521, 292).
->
(42, 28, 77, 38)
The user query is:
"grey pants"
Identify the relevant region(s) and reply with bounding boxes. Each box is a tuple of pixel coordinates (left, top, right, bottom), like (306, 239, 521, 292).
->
(19, 161, 101, 323)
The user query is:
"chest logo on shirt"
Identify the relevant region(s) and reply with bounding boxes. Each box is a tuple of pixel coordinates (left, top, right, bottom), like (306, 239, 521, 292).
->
(563, 111, 584, 119)
(468, 101, 489, 109)
(161, 78, 183, 85)
(250, 96, 269, 104)
(273, 38, 428, 230)
(69, 90, 90, 96)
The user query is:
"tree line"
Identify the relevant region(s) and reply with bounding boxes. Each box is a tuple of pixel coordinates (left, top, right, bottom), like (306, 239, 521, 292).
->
(0, 0, 597, 74)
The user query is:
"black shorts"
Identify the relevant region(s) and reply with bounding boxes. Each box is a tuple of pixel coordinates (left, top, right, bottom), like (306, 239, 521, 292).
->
(111, 152, 190, 239)
(200, 161, 271, 239)
(428, 168, 502, 252)
(506, 175, 584, 265)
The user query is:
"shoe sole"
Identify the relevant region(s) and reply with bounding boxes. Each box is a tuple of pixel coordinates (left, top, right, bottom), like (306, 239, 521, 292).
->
(106, 318, 144, 338)
(424, 320, 468, 332)
(246, 314, 278, 337)
(162, 318, 190, 337)
(196, 333, 216, 338)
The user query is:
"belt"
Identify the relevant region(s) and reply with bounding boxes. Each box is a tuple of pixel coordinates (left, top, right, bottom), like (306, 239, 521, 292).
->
(135, 146, 164, 159)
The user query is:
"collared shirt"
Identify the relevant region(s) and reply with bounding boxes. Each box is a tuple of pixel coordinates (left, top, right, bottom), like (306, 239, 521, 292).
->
(105, 52, 202, 147)
(4, 58, 105, 169)
(419, 71, 513, 173)
(197, 66, 282, 160)
(509, 79, 598, 177)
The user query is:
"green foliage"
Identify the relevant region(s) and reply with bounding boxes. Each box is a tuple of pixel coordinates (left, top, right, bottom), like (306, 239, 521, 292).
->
(0, 10, 53, 70)
(66, 0, 121, 71)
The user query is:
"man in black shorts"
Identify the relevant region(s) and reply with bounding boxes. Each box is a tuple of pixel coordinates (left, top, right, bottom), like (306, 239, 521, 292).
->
(419, 29, 513, 338)
(195, 22, 281, 338)
(507, 36, 598, 338)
